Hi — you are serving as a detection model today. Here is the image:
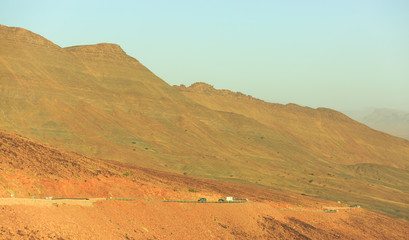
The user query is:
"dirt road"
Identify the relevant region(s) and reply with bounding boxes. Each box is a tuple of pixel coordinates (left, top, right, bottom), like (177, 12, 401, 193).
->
(0, 198, 105, 207)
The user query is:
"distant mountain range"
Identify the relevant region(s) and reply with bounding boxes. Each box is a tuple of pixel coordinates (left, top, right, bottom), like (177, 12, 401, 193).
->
(345, 108, 409, 140)
(1, 24, 409, 220)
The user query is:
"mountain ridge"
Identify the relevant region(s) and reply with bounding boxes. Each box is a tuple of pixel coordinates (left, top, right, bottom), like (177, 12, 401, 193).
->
(343, 108, 409, 141)
(362, 108, 409, 140)
(176, 82, 409, 168)
(0, 24, 60, 49)
(1, 25, 409, 220)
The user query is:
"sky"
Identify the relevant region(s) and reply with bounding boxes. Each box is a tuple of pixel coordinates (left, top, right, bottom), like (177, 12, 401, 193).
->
(1, 0, 408, 112)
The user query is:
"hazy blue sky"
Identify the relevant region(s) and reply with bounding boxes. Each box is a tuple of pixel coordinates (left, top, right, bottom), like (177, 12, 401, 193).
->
(1, 0, 408, 112)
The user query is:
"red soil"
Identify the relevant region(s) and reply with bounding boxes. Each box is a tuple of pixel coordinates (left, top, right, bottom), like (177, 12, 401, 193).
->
(1, 129, 409, 239)
(1, 197, 408, 239)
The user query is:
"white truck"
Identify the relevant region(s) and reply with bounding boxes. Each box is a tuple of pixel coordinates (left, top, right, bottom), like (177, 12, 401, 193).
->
(226, 196, 234, 202)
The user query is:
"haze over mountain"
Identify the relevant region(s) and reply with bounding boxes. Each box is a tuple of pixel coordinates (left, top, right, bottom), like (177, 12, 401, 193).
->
(345, 108, 409, 140)
(1, 24, 409, 221)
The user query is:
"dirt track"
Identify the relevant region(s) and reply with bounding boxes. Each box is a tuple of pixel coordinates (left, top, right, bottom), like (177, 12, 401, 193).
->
(0, 197, 358, 214)
(0, 198, 105, 207)
(0, 197, 249, 206)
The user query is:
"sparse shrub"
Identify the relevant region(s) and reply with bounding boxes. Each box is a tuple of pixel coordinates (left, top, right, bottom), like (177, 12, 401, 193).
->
(188, 188, 196, 192)
(124, 171, 130, 177)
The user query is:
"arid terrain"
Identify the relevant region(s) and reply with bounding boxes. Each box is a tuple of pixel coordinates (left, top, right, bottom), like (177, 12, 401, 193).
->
(1, 129, 409, 239)
(1, 24, 409, 238)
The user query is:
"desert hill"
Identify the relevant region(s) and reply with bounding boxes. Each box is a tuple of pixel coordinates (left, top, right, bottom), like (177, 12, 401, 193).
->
(176, 82, 409, 167)
(1, 24, 409, 220)
(1, 129, 409, 239)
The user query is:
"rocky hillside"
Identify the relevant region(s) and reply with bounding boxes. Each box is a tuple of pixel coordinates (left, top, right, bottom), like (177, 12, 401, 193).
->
(1, 129, 409, 239)
(1, 25, 409, 220)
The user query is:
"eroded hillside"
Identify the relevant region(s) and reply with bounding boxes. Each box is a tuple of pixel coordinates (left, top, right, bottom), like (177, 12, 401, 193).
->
(1, 129, 409, 239)
(1, 25, 409, 220)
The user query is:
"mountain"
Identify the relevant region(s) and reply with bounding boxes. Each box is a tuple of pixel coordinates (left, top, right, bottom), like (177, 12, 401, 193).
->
(1, 24, 409, 220)
(1, 129, 409, 239)
(359, 108, 409, 140)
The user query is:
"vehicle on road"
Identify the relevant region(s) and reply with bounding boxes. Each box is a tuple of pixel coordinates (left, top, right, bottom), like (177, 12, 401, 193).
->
(198, 198, 207, 202)
(226, 196, 234, 202)
(218, 199, 225, 202)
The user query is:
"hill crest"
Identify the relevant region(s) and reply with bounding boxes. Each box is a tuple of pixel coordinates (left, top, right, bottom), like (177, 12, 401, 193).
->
(65, 43, 138, 62)
(1, 24, 409, 221)
(0, 24, 59, 49)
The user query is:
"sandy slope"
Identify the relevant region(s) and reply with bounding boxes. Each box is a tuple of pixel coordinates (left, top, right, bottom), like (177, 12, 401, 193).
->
(1, 129, 409, 239)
